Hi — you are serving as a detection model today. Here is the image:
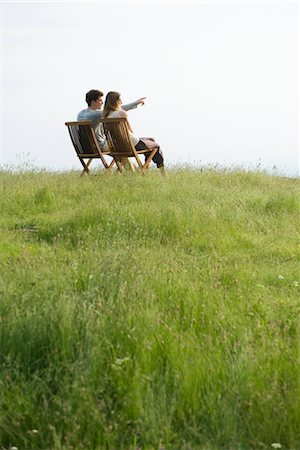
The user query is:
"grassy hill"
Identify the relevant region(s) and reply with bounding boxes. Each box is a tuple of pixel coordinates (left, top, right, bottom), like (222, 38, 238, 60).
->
(0, 169, 299, 450)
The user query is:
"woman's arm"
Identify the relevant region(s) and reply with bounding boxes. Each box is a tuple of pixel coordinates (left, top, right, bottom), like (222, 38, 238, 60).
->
(123, 97, 146, 112)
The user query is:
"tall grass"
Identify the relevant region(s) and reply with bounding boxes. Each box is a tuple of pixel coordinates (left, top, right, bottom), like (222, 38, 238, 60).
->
(0, 168, 299, 450)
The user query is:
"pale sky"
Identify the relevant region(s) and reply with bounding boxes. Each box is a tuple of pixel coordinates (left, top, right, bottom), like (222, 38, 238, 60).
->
(1, 1, 299, 176)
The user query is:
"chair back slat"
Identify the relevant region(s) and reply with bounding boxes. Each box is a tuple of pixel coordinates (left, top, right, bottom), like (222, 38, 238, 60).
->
(65, 121, 100, 156)
(101, 118, 136, 155)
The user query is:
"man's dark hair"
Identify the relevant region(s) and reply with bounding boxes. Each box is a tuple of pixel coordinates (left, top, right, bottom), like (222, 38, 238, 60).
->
(85, 89, 103, 106)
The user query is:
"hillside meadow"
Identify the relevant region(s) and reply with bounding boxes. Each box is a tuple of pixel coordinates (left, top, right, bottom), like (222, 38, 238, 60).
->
(0, 168, 299, 450)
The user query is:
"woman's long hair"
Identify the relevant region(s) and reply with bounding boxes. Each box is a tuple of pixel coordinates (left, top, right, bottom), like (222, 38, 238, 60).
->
(102, 91, 121, 118)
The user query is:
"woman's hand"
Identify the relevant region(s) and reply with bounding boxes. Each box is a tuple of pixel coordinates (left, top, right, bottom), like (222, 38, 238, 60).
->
(136, 97, 146, 106)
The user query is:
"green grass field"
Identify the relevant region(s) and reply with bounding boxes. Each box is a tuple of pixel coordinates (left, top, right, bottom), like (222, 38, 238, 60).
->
(0, 168, 299, 450)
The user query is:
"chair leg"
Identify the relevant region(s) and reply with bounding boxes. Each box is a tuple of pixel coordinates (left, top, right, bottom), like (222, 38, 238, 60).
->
(123, 158, 136, 172)
(99, 154, 109, 169)
(80, 158, 92, 176)
(115, 159, 125, 173)
(141, 148, 158, 174)
(106, 159, 116, 174)
(134, 154, 144, 170)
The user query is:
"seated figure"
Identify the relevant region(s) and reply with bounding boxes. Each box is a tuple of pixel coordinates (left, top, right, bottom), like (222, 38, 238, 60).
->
(102, 91, 165, 172)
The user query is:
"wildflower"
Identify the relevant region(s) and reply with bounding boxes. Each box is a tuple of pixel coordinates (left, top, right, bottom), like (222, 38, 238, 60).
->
(271, 444, 282, 449)
(115, 357, 130, 366)
(32, 429, 39, 434)
(278, 275, 284, 280)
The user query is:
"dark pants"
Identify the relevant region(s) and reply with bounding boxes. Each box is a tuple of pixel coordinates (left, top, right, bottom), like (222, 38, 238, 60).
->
(135, 139, 164, 168)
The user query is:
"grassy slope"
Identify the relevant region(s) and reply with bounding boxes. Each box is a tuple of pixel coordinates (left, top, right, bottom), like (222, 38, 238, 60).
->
(0, 169, 299, 450)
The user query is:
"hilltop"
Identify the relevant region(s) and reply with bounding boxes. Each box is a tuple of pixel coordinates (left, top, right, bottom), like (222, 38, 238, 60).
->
(0, 169, 299, 450)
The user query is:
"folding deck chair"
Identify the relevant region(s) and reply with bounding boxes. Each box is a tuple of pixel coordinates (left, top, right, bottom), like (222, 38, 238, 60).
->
(100, 117, 159, 174)
(65, 121, 114, 176)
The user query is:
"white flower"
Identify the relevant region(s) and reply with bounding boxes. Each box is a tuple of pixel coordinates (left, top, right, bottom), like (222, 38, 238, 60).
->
(271, 444, 282, 449)
(278, 275, 284, 280)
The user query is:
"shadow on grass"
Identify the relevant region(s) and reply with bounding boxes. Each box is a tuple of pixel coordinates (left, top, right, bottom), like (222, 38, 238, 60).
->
(34, 207, 186, 249)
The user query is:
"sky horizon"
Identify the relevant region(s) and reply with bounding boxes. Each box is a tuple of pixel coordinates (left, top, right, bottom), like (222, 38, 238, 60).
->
(1, 1, 299, 176)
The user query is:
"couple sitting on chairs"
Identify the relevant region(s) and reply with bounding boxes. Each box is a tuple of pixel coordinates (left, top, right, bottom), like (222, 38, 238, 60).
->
(77, 89, 165, 173)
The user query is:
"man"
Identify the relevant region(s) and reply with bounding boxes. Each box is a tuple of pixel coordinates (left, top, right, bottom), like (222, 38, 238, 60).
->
(77, 89, 146, 150)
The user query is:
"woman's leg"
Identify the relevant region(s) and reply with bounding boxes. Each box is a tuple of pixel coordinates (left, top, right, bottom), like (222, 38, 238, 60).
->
(135, 139, 165, 169)
(152, 146, 164, 168)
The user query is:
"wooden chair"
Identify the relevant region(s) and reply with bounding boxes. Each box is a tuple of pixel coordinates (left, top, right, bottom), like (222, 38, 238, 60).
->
(100, 117, 159, 174)
(65, 121, 115, 176)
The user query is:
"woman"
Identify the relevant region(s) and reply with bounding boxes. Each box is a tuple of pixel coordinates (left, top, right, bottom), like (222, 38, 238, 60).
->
(102, 91, 165, 172)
